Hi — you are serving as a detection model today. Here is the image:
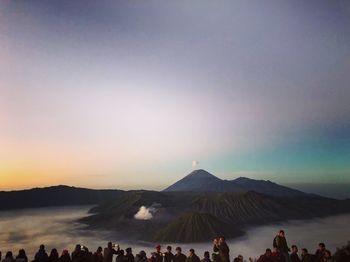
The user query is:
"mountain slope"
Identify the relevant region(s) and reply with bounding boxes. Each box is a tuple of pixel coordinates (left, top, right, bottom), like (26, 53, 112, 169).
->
(153, 212, 243, 242)
(164, 169, 244, 192)
(164, 169, 308, 197)
(0, 185, 123, 210)
(190, 191, 285, 224)
(81, 189, 350, 242)
(231, 177, 308, 197)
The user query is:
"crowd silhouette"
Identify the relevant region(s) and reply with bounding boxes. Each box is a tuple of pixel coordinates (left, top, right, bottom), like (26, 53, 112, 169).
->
(0, 230, 349, 262)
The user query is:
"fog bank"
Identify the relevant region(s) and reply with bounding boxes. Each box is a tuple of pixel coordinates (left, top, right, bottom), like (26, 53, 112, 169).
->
(0, 207, 349, 260)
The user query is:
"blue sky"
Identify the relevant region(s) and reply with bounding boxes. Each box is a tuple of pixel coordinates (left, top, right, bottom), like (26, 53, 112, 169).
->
(0, 0, 349, 190)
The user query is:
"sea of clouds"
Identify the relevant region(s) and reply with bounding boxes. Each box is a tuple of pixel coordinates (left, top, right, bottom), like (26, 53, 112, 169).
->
(0, 207, 349, 261)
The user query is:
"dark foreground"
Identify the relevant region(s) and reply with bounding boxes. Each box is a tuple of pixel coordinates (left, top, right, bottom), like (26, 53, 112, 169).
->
(1, 231, 349, 262)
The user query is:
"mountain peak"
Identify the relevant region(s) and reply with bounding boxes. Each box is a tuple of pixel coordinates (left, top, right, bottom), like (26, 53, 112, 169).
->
(187, 169, 218, 178)
(164, 171, 309, 197)
(163, 169, 221, 192)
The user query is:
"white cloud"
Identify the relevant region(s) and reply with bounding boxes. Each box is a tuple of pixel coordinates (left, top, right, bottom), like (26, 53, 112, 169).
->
(134, 206, 153, 220)
(134, 203, 161, 220)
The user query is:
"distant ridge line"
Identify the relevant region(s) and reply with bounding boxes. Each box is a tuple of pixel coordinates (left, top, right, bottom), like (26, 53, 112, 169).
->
(163, 169, 312, 197)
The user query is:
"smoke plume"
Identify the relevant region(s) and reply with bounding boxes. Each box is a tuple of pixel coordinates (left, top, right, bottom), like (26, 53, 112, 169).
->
(192, 160, 199, 169)
(134, 203, 160, 220)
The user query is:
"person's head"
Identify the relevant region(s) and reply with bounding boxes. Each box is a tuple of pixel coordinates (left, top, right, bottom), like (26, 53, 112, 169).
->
(155, 245, 161, 253)
(50, 249, 58, 258)
(167, 246, 172, 252)
(61, 250, 69, 257)
(189, 249, 195, 257)
(318, 243, 326, 251)
(97, 247, 103, 253)
(291, 245, 298, 253)
(119, 250, 125, 256)
(324, 250, 331, 258)
(40, 245, 45, 251)
(126, 248, 132, 254)
(345, 248, 350, 256)
(265, 249, 271, 257)
(139, 251, 146, 258)
(302, 248, 308, 256)
(278, 230, 285, 237)
(75, 245, 81, 252)
(237, 255, 243, 261)
(175, 247, 182, 255)
(6, 251, 13, 258)
(108, 242, 113, 249)
(219, 236, 226, 244)
(204, 252, 210, 259)
(18, 249, 26, 257)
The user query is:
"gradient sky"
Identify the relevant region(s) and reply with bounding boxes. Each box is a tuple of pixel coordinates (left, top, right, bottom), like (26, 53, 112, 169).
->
(0, 0, 350, 190)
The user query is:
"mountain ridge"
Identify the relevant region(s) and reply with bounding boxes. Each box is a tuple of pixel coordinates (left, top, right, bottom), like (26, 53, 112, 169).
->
(0, 185, 123, 210)
(80, 189, 350, 242)
(1, 176, 349, 242)
(164, 169, 309, 197)
(0, 169, 314, 211)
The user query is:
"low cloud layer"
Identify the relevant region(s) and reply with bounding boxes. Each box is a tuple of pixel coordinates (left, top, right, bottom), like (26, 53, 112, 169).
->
(0, 207, 350, 260)
(0, 206, 112, 258)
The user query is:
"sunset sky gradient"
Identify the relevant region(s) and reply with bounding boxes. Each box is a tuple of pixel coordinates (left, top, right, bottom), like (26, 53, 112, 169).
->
(0, 0, 349, 190)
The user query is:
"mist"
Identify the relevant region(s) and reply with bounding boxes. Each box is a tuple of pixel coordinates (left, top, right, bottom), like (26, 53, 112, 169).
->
(0, 206, 111, 258)
(0, 207, 350, 260)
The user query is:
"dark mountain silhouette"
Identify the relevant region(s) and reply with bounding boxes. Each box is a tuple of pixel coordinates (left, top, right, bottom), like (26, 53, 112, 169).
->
(81, 190, 350, 242)
(0, 170, 314, 212)
(86, 190, 177, 225)
(0, 185, 123, 210)
(1, 173, 349, 243)
(164, 169, 244, 192)
(164, 169, 308, 197)
(153, 212, 244, 242)
(190, 191, 285, 224)
(230, 177, 310, 197)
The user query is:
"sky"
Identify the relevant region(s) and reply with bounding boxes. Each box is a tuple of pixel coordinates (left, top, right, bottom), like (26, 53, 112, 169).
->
(0, 0, 350, 191)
